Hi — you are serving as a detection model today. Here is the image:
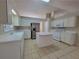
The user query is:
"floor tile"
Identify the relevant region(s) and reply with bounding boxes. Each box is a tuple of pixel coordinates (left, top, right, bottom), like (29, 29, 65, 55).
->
(24, 39, 78, 59)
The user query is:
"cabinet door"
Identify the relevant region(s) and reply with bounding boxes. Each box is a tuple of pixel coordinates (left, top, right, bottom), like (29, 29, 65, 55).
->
(12, 15, 20, 26)
(61, 32, 65, 42)
(64, 17, 76, 27)
(53, 32, 58, 40)
(0, 41, 21, 59)
(51, 20, 64, 27)
(52, 20, 59, 27)
(53, 32, 61, 41)
(56, 20, 64, 27)
(0, 0, 8, 24)
(20, 39, 24, 59)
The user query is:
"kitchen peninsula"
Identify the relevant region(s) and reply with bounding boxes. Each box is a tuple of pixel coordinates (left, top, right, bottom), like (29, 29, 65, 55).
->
(0, 32, 24, 59)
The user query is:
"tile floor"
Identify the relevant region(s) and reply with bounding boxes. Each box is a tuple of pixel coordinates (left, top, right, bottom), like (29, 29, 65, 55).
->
(24, 39, 79, 59)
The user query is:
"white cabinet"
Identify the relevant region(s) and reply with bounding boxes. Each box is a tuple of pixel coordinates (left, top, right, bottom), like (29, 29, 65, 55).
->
(0, 32, 24, 59)
(0, 40, 24, 59)
(24, 30, 31, 39)
(61, 31, 76, 45)
(64, 17, 76, 27)
(36, 32, 53, 47)
(51, 20, 64, 27)
(51, 16, 76, 27)
(20, 38, 24, 59)
(61, 31, 65, 42)
(52, 31, 76, 45)
(12, 15, 20, 26)
(53, 32, 61, 41)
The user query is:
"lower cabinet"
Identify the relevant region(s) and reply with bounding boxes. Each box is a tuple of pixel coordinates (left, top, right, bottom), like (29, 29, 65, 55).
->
(20, 39, 24, 59)
(53, 31, 76, 45)
(24, 30, 31, 39)
(61, 32, 65, 42)
(0, 40, 24, 59)
(61, 31, 76, 45)
(53, 32, 61, 41)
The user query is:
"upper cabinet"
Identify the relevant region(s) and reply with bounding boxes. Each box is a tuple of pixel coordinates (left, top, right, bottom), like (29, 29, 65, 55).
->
(51, 19, 64, 27)
(7, 0, 20, 25)
(51, 16, 77, 27)
(64, 17, 76, 27)
(0, 0, 20, 25)
(12, 14, 20, 26)
(0, 0, 8, 24)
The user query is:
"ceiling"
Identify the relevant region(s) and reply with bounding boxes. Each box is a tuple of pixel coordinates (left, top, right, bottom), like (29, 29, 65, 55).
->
(12, 0, 79, 19)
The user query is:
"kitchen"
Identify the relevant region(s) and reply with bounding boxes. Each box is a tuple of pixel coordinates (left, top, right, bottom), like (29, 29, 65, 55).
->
(0, 0, 79, 59)
(0, 12, 78, 59)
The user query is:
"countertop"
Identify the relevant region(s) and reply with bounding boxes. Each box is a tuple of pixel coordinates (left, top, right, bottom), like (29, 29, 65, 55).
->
(37, 32, 53, 35)
(0, 32, 24, 43)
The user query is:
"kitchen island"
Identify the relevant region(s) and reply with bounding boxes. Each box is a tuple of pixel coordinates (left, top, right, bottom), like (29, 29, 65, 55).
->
(36, 32, 53, 47)
(0, 32, 24, 59)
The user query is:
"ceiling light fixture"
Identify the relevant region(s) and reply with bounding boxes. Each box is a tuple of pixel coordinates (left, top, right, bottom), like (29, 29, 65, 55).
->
(41, 0, 50, 3)
(11, 9, 17, 15)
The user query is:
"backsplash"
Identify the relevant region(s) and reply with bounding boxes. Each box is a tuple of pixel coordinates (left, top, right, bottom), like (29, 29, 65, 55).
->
(3, 24, 14, 32)
(0, 24, 14, 34)
(14, 26, 31, 30)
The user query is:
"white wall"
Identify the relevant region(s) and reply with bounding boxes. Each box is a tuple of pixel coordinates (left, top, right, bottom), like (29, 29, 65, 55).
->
(40, 21, 44, 32)
(44, 20, 50, 32)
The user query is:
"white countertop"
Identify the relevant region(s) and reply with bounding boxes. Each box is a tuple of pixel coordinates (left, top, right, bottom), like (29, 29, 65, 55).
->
(37, 32, 53, 35)
(0, 32, 24, 43)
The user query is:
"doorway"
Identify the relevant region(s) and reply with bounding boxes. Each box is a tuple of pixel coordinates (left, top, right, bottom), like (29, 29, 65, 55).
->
(31, 23, 40, 39)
